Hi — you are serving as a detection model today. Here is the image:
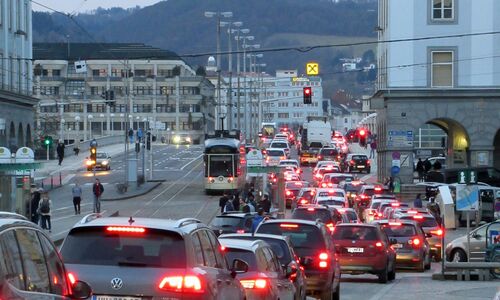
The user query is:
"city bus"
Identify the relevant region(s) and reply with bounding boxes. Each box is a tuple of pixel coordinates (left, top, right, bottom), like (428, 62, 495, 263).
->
(204, 131, 246, 194)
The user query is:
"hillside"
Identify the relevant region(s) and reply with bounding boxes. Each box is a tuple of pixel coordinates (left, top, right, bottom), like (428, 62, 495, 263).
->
(32, 0, 378, 97)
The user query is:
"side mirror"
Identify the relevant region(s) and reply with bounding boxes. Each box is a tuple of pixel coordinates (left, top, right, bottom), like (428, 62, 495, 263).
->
(231, 258, 248, 278)
(71, 281, 92, 299)
(472, 232, 482, 239)
(284, 264, 297, 278)
(107, 156, 111, 159)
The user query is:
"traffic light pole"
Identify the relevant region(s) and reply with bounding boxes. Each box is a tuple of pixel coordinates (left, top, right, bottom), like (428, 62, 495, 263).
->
(46, 144, 49, 161)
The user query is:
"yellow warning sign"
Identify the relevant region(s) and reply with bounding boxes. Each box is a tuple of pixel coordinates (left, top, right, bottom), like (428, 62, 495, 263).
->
(306, 62, 319, 76)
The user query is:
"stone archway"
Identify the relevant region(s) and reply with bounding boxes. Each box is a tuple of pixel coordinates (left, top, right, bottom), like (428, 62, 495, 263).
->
(8, 121, 16, 150)
(425, 118, 471, 168)
(26, 124, 33, 148)
(494, 129, 500, 170)
(17, 123, 24, 148)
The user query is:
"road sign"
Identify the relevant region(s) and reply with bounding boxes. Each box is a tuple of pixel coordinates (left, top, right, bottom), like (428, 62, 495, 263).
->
(306, 62, 319, 76)
(392, 151, 401, 160)
(400, 154, 410, 167)
(247, 166, 281, 174)
(387, 130, 413, 147)
(391, 166, 400, 175)
(246, 150, 263, 167)
(456, 185, 479, 211)
(458, 170, 478, 184)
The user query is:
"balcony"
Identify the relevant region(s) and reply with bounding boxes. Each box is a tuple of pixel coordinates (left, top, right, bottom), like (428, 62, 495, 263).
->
(40, 76, 63, 82)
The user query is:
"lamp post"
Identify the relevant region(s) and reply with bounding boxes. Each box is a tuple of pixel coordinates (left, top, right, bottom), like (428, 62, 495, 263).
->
(205, 11, 233, 131)
(242, 44, 260, 141)
(232, 27, 250, 131)
(99, 113, 105, 137)
(60, 118, 65, 143)
(110, 113, 115, 135)
(74, 115, 81, 147)
(87, 114, 93, 140)
(120, 113, 124, 133)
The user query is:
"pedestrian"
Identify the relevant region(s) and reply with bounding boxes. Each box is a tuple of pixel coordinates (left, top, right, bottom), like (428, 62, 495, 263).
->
(73, 146, 80, 156)
(259, 194, 272, 213)
(92, 178, 104, 213)
(251, 208, 265, 233)
(219, 192, 229, 214)
(246, 200, 256, 213)
(369, 140, 377, 158)
(31, 188, 42, 224)
(423, 159, 432, 176)
(239, 197, 247, 212)
(224, 199, 235, 212)
(38, 192, 52, 232)
(232, 194, 240, 211)
(388, 177, 395, 193)
(56, 141, 65, 166)
(414, 193, 423, 208)
(416, 158, 425, 182)
(72, 182, 82, 215)
(247, 193, 257, 209)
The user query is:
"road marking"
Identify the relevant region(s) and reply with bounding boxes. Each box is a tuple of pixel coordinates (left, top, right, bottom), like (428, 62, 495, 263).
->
(367, 279, 397, 300)
(180, 154, 203, 170)
(52, 203, 92, 213)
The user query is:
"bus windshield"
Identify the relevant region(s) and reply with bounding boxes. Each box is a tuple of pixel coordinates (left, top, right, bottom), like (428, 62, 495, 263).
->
(208, 155, 234, 177)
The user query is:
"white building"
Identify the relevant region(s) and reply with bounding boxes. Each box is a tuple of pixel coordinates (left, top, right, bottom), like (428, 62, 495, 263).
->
(0, 0, 37, 149)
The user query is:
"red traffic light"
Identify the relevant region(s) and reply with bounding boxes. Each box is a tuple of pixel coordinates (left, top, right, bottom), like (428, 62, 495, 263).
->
(303, 87, 311, 95)
(359, 129, 366, 136)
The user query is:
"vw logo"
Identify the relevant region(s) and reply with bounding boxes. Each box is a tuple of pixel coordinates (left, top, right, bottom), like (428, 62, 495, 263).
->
(111, 278, 123, 290)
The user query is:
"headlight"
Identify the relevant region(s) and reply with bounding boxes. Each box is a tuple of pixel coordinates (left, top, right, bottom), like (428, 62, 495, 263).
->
(173, 136, 181, 143)
(102, 160, 108, 165)
(86, 160, 94, 166)
(186, 137, 192, 142)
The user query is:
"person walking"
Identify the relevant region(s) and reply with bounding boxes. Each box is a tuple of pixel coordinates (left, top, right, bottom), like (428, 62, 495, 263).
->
(31, 188, 42, 224)
(72, 182, 83, 215)
(423, 159, 432, 177)
(224, 199, 235, 213)
(232, 194, 240, 212)
(413, 193, 423, 208)
(38, 193, 52, 232)
(259, 194, 272, 213)
(56, 141, 65, 166)
(251, 209, 265, 233)
(92, 178, 104, 213)
(219, 192, 230, 214)
(416, 158, 425, 182)
(369, 140, 377, 158)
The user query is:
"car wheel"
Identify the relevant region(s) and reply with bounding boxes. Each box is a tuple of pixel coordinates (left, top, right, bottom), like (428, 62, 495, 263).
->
(451, 249, 467, 262)
(320, 284, 333, 300)
(378, 266, 388, 283)
(417, 258, 425, 272)
(425, 253, 431, 270)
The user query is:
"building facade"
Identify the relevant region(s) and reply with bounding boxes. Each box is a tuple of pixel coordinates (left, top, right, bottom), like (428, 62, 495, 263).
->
(374, 0, 500, 183)
(34, 43, 216, 144)
(0, 0, 36, 150)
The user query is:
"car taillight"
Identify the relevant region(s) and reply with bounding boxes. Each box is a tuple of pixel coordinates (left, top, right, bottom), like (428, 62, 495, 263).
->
(389, 222, 402, 226)
(315, 173, 323, 179)
(236, 229, 245, 234)
(367, 160, 371, 165)
(413, 215, 424, 220)
(391, 202, 400, 207)
(240, 279, 268, 289)
(318, 155, 323, 159)
(280, 224, 299, 228)
(159, 275, 204, 293)
(326, 223, 335, 232)
(375, 241, 383, 247)
(431, 228, 443, 236)
(408, 238, 421, 247)
(299, 199, 308, 205)
(319, 252, 329, 268)
(321, 183, 327, 188)
(350, 160, 355, 165)
(377, 212, 383, 217)
(286, 190, 292, 196)
(106, 226, 145, 233)
(67, 273, 77, 285)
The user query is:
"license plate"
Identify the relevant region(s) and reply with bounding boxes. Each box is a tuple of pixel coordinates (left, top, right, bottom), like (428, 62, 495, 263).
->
(94, 296, 142, 300)
(347, 247, 364, 253)
(357, 166, 365, 168)
(392, 243, 403, 249)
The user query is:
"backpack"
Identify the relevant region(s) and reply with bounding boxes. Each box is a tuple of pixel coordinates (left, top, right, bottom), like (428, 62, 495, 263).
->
(40, 200, 50, 214)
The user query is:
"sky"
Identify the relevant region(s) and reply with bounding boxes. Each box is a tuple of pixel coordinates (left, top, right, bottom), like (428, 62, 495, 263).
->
(32, 0, 162, 13)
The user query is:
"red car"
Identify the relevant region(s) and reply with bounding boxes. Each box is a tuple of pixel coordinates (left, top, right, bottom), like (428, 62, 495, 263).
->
(332, 224, 396, 283)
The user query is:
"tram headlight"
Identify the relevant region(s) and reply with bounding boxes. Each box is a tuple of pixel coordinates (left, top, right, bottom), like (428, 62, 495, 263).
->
(228, 177, 233, 183)
(208, 177, 215, 183)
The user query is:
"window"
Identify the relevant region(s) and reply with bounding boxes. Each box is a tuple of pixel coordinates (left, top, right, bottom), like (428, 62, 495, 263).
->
(191, 232, 205, 266)
(38, 233, 70, 296)
(197, 230, 218, 268)
(0, 230, 25, 290)
(15, 229, 51, 293)
(432, 0, 454, 20)
(431, 51, 453, 87)
(16, 0, 21, 31)
(92, 69, 100, 76)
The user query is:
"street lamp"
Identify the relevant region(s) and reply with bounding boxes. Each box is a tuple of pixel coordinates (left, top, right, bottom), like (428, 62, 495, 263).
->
(87, 114, 93, 139)
(60, 118, 66, 143)
(136, 116, 140, 131)
(74, 115, 81, 146)
(99, 113, 105, 137)
(110, 113, 115, 135)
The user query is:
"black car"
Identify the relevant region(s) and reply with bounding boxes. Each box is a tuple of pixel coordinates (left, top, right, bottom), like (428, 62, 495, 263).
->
(344, 154, 371, 173)
(291, 205, 342, 233)
(209, 212, 256, 236)
(256, 219, 341, 300)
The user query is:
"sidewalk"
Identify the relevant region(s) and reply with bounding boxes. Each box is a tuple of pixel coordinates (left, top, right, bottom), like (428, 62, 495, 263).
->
(348, 142, 378, 184)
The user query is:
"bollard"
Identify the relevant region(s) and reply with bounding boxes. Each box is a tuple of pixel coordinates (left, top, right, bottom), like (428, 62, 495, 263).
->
(59, 172, 62, 186)
(51, 175, 53, 189)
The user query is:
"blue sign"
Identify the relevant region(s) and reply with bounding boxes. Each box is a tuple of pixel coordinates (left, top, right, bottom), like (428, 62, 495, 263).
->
(387, 130, 414, 147)
(456, 185, 479, 211)
(391, 166, 400, 175)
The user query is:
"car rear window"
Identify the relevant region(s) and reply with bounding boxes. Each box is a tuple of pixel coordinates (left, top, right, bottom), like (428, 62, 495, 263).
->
(256, 223, 326, 251)
(267, 150, 284, 156)
(380, 224, 417, 237)
(298, 190, 315, 201)
(333, 226, 379, 241)
(343, 211, 358, 222)
(291, 209, 333, 224)
(210, 216, 244, 227)
(325, 176, 351, 184)
(400, 216, 438, 228)
(320, 149, 338, 156)
(61, 227, 186, 268)
(224, 248, 258, 271)
(228, 237, 292, 265)
(318, 191, 344, 198)
(351, 155, 367, 160)
(271, 142, 288, 148)
(317, 199, 345, 207)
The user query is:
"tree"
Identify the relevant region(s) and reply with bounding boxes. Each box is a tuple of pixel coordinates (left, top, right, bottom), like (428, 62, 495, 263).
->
(172, 66, 181, 76)
(195, 66, 206, 76)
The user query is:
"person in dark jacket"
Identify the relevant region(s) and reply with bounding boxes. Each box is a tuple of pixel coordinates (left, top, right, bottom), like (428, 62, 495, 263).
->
(232, 194, 240, 211)
(219, 192, 230, 214)
(56, 141, 65, 165)
(92, 178, 104, 213)
(258, 194, 272, 213)
(31, 188, 42, 224)
(414, 193, 423, 208)
(416, 159, 425, 182)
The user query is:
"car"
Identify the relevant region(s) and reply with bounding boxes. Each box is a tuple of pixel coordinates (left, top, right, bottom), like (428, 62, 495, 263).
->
(86, 152, 111, 171)
(425, 156, 447, 170)
(291, 205, 342, 233)
(374, 220, 431, 271)
(60, 216, 247, 299)
(256, 219, 341, 300)
(397, 213, 444, 261)
(294, 187, 317, 208)
(265, 148, 286, 166)
(269, 140, 291, 158)
(344, 154, 371, 173)
(284, 172, 302, 182)
(332, 223, 397, 283)
(314, 161, 341, 174)
(209, 212, 256, 236)
(218, 239, 297, 300)
(279, 159, 300, 169)
(355, 185, 391, 208)
(376, 202, 409, 219)
(313, 188, 348, 209)
(285, 181, 310, 208)
(319, 173, 355, 188)
(363, 199, 399, 223)
(313, 165, 341, 185)
(172, 134, 192, 145)
(338, 180, 366, 206)
(219, 233, 307, 300)
(318, 147, 340, 162)
(0, 212, 92, 299)
(337, 208, 361, 223)
(445, 221, 500, 262)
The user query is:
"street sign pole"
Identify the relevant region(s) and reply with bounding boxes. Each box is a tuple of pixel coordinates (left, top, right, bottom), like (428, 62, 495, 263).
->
(46, 144, 49, 161)
(466, 212, 471, 261)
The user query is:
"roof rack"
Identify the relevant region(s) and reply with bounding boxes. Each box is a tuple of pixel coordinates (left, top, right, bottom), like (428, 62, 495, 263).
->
(79, 213, 103, 224)
(0, 212, 28, 221)
(174, 218, 202, 228)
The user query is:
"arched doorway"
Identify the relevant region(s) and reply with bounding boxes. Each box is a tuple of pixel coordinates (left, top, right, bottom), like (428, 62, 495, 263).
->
(26, 124, 33, 148)
(8, 121, 16, 150)
(494, 129, 500, 170)
(17, 123, 24, 148)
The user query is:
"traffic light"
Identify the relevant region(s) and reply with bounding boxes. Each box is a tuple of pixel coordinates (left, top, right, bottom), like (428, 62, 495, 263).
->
(303, 87, 312, 104)
(359, 129, 366, 146)
(146, 132, 151, 150)
(90, 144, 97, 162)
(101, 90, 116, 106)
(359, 129, 366, 137)
(43, 136, 53, 146)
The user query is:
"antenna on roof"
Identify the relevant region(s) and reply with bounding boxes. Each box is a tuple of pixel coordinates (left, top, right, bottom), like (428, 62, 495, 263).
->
(128, 216, 135, 225)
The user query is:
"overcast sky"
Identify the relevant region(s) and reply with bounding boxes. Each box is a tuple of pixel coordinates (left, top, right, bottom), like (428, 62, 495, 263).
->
(32, 0, 162, 13)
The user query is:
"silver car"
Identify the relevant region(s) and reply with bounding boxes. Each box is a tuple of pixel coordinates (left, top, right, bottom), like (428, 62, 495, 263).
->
(445, 221, 500, 262)
(60, 215, 247, 299)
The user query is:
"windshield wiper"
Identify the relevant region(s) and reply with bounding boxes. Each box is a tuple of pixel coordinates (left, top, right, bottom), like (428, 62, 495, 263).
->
(117, 261, 149, 267)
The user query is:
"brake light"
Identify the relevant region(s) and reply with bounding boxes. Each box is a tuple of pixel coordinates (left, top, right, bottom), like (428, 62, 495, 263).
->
(431, 228, 443, 236)
(413, 215, 424, 220)
(67, 273, 77, 285)
(280, 224, 298, 228)
(315, 173, 323, 179)
(319, 252, 329, 268)
(360, 194, 368, 199)
(236, 229, 245, 234)
(240, 279, 268, 289)
(286, 190, 292, 196)
(375, 242, 383, 247)
(106, 226, 146, 233)
(391, 202, 400, 207)
(299, 199, 308, 205)
(321, 183, 327, 188)
(326, 223, 335, 232)
(220, 245, 226, 251)
(374, 187, 382, 192)
(159, 275, 203, 293)
(388, 222, 402, 226)
(318, 155, 323, 159)
(409, 238, 421, 247)
(407, 210, 418, 214)
(307, 208, 315, 211)
(367, 160, 371, 165)
(377, 212, 383, 217)
(350, 160, 355, 165)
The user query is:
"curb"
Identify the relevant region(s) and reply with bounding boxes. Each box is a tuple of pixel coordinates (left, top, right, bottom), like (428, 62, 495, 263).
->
(101, 181, 163, 201)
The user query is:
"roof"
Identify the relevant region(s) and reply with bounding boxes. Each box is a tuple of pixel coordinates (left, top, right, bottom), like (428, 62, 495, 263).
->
(204, 138, 240, 151)
(218, 238, 265, 252)
(219, 233, 289, 242)
(33, 43, 180, 61)
(72, 216, 204, 233)
(260, 218, 319, 226)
